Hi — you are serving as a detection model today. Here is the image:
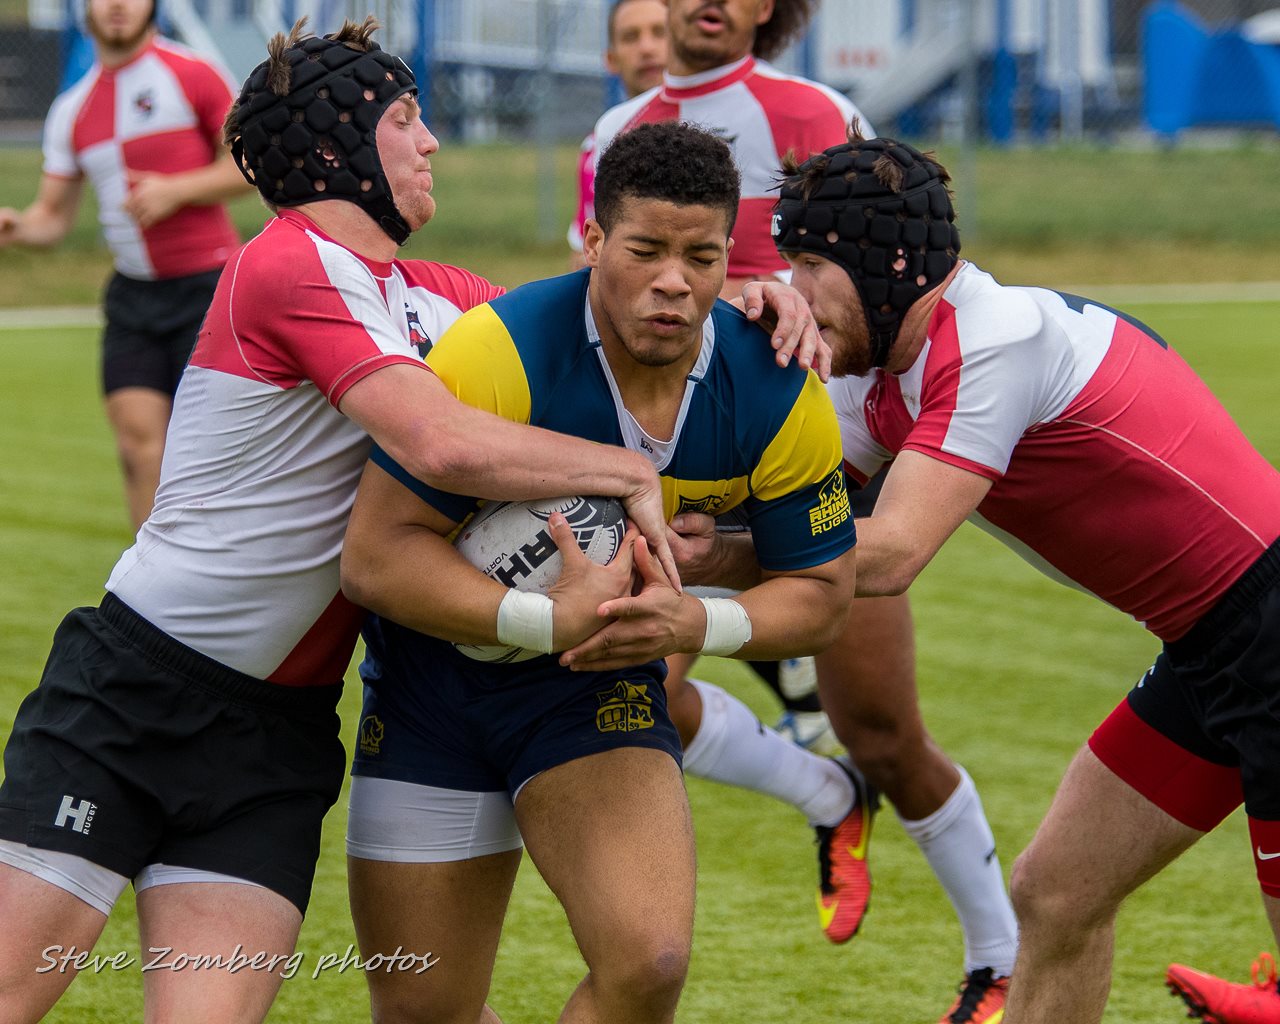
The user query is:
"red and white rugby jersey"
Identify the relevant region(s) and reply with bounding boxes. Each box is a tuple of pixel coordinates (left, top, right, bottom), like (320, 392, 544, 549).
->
(106, 209, 504, 685)
(828, 261, 1280, 642)
(590, 56, 868, 278)
(567, 132, 596, 252)
(41, 37, 239, 280)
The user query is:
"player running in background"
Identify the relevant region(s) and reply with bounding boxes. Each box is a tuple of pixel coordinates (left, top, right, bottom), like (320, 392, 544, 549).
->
(0, 0, 253, 529)
(340, 121, 856, 1024)
(723, 128, 1280, 1024)
(586, 6, 1018, 1019)
(567, 0, 667, 266)
(0, 21, 690, 1024)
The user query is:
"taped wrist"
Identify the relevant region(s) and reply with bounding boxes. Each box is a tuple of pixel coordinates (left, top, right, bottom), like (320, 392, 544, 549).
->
(698, 597, 752, 656)
(497, 590, 555, 654)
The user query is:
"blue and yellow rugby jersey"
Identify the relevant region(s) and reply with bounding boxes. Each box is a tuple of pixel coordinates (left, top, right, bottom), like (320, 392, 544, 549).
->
(372, 269, 854, 571)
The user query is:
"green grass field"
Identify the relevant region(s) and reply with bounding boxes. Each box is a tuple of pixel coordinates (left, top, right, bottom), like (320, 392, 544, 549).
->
(2, 293, 1277, 1022)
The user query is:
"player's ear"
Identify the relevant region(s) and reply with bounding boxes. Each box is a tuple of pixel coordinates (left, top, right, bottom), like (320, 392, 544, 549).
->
(583, 219, 605, 268)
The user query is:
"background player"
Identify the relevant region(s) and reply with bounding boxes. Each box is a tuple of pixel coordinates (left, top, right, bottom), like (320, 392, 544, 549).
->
(340, 121, 857, 1024)
(0, 21, 691, 1024)
(0, 0, 253, 528)
(586, 7, 1018, 1019)
(567, 0, 667, 267)
(758, 129, 1280, 1024)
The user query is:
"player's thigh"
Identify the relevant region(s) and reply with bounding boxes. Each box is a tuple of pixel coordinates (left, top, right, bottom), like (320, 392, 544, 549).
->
(0, 859, 113, 1023)
(1014, 745, 1201, 919)
(346, 777, 523, 1020)
(348, 852, 521, 1020)
(103, 387, 172, 451)
(136, 881, 300, 1024)
(514, 747, 695, 970)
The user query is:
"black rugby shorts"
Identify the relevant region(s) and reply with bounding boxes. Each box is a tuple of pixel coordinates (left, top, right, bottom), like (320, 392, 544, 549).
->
(101, 268, 221, 397)
(0, 594, 345, 914)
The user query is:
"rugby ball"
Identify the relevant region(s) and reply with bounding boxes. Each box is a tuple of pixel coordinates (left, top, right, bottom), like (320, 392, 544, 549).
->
(453, 495, 626, 663)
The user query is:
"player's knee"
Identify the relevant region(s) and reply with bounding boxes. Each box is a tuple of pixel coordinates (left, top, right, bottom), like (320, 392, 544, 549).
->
(113, 427, 165, 480)
(839, 714, 922, 789)
(1010, 845, 1115, 938)
(369, 985, 481, 1024)
(591, 938, 689, 1014)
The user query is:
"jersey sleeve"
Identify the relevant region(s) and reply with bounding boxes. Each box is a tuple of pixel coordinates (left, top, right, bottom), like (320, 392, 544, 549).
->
(826, 377, 892, 486)
(376, 302, 535, 521)
(41, 91, 81, 179)
(904, 299, 1058, 479)
(185, 57, 237, 147)
(743, 372, 856, 571)
(219, 227, 423, 405)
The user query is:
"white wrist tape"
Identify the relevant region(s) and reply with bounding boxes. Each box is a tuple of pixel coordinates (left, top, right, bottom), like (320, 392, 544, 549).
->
(698, 597, 752, 656)
(496, 590, 555, 654)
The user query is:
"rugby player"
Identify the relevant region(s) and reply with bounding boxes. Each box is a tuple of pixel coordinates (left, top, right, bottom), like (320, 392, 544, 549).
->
(584, 5, 1018, 1018)
(659, 127, 1280, 1024)
(339, 121, 857, 1024)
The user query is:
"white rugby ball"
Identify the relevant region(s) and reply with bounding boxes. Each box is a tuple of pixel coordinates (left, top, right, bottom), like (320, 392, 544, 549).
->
(453, 495, 626, 663)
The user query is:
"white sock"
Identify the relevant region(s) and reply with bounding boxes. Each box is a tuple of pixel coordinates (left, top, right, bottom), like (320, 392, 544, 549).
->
(898, 765, 1019, 977)
(681, 678, 853, 826)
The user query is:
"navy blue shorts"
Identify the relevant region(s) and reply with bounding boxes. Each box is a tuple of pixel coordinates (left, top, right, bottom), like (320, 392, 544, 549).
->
(351, 617, 682, 796)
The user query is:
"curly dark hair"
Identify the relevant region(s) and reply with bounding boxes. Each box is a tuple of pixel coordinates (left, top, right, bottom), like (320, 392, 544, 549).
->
(594, 121, 740, 235)
(753, 0, 818, 62)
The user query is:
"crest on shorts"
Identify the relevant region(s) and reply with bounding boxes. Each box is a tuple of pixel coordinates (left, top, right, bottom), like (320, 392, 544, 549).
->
(595, 681, 654, 733)
(358, 715, 384, 756)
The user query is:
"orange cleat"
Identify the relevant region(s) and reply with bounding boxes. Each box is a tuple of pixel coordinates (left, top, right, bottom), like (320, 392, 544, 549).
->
(939, 968, 1009, 1024)
(1167, 954, 1280, 1023)
(814, 758, 879, 943)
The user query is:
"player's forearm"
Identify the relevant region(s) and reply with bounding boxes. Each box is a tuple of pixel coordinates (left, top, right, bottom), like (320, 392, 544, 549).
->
(849, 516, 925, 596)
(3, 205, 73, 247)
(165, 154, 256, 206)
(341, 523, 507, 644)
(733, 551, 857, 658)
(423, 396, 659, 506)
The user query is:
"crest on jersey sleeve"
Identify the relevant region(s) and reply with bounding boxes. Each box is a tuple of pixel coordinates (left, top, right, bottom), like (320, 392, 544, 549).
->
(809, 468, 852, 536)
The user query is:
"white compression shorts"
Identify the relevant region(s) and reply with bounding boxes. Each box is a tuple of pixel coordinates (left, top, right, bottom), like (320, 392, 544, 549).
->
(345, 776, 524, 863)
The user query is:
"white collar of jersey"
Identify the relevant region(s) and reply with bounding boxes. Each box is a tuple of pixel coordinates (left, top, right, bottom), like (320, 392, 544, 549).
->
(663, 54, 753, 93)
(583, 292, 716, 471)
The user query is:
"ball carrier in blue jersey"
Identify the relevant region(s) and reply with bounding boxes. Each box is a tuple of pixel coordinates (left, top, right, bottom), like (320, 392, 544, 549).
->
(339, 121, 857, 1024)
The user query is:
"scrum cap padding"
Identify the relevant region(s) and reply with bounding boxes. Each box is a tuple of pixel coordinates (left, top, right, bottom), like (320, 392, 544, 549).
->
(231, 33, 416, 244)
(772, 139, 960, 367)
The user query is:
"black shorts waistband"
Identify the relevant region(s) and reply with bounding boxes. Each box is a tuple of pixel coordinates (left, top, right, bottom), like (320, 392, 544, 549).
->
(1167, 538, 1280, 661)
(98, 592, 343, 714)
